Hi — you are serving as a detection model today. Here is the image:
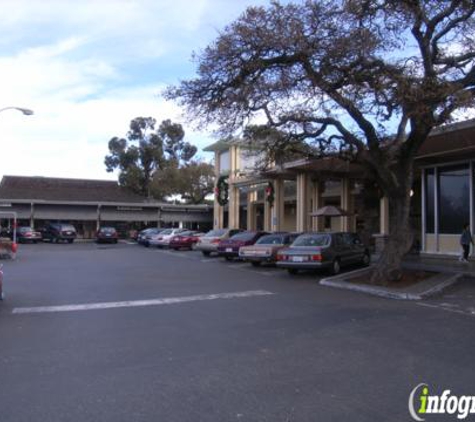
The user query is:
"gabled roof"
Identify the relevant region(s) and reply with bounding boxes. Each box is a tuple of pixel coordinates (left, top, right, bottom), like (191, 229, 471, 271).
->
(0, 176, 148, 203)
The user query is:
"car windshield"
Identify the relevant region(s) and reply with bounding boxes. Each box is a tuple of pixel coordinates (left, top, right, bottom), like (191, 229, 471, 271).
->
(100, 227, 116, 233)
(19, 227, 33, 232)
(160, 229, 172, 235)
(204, 229, 227, 237)
(230, 232, 256, 241)
(179, 231, 193, 236)
(256, 234, 284, 245)
(61, 225, 76, 231)
(292, 234, 330, 247)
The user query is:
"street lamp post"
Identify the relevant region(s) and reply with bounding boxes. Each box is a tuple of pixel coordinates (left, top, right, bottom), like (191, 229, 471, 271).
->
(0, 107, 34, 116)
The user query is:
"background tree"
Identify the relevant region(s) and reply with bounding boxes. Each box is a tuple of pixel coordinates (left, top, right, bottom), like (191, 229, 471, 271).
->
(105, 117, 197, 198)
(151, 160, 215, 204)
(166, 0, 475, 283)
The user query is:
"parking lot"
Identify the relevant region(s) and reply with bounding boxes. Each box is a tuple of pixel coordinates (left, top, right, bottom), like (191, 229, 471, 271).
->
(1, 242, 475, 422)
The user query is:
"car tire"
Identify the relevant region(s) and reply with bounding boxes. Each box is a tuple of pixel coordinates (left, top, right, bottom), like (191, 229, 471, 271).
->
(68, 239, 74, 244)
(362, 252, 370, 266)
(225, 256, 233, 261)
(251, 262, 261, 267)
(331, 259, 341, 275)
(202, 251, 211, 257)
(288, 268, 299, 275)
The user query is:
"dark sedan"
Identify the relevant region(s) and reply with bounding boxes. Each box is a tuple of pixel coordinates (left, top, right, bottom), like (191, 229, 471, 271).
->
(276, 232, 370, 275)
(217, 231, 268, 260)
(96, 227, 119, 244)
(16, 226, 42, 243)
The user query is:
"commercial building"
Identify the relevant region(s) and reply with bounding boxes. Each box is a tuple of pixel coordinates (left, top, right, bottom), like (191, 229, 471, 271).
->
(206, 119, 475, 257)
(0, 176, 212, 238)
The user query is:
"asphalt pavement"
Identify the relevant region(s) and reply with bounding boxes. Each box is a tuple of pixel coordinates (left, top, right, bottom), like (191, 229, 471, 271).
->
(0, 242, 474, 422)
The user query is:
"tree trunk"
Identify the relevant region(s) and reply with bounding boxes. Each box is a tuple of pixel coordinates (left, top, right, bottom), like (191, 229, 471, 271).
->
(370, 177, 414, 285)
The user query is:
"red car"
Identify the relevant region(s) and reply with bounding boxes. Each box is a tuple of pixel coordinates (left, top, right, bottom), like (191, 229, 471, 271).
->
(169, 231, 205, 250)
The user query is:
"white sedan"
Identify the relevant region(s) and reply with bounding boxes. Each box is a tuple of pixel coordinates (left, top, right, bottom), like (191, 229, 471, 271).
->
(149, 228, 187, 248)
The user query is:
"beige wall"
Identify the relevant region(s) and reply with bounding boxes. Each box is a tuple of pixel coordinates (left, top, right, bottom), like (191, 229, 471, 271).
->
(283, 204, 297, 231)
(423, 234, 461, 255)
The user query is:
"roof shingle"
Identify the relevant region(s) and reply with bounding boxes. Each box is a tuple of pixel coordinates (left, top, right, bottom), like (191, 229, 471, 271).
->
(0, 176, 148, 203)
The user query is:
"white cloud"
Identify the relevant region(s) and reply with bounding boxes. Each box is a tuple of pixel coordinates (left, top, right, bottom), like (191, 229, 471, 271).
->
(0, 0, 273, 181)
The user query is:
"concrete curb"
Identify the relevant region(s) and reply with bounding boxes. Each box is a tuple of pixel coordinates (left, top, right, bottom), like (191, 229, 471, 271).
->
(319, 268, 463, 300)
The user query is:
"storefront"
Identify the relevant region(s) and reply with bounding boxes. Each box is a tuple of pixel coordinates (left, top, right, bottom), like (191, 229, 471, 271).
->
(0, 176, 213, 238)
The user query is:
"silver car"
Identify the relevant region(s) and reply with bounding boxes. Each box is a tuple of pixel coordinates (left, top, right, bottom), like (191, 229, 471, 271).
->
(195, 228, 243, 257)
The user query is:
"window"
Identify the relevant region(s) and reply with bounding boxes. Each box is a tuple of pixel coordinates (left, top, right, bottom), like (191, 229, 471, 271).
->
(219, 150, 230, 173)
(256, 234, 284, 245)
(425, 169, 435, 233)
(292, 234, 330, 247)
(438, 165, 469, 234)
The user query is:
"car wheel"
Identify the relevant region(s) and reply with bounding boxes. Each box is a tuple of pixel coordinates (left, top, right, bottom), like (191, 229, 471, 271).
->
(202, 251, 211, 257)
(251, 262, 261, 267)
(331, 259, 341, 275)
(68, 239, 74, 244)
(287, 268, 299, 275)
(225, 256, 233, 261)
(362, 252, 370, 266)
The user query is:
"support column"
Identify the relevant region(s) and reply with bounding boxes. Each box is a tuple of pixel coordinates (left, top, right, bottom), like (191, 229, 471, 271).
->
(296, 173, 311, 232)
(311, 180, 323, 231)
(213, 150, 224, 229)
(373, 196, 390, 255)
(264, 200, 272, 232)
(96, 204, 101, 231)
(380, 196, 390, 235)
(213, 202, 224, 229)
(30, 202, 35, 229)
(340, 178, 354, 231)
(271, 179, 285, 232)
(246, 189, 257, 231)
(228, 185, 240, 229)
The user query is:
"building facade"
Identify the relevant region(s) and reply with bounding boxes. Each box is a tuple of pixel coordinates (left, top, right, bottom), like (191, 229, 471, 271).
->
(0, 176, 213, 238)
(206, 119, 475, 256)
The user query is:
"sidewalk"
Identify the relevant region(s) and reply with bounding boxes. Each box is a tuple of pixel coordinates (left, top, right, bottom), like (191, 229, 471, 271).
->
(402, 254, 475, 276)
(319, 254, 474, 300)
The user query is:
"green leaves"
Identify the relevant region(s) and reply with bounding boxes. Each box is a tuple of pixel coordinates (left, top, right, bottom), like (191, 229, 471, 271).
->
(104, 117, 197, 198)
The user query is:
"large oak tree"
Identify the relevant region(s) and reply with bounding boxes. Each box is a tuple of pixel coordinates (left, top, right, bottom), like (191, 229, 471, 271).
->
(166, 0, 475, 283)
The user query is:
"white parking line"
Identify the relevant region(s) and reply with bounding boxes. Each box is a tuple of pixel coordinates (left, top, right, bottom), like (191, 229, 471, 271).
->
(12, 290, 275, 315)
(417, 302, 475, 318)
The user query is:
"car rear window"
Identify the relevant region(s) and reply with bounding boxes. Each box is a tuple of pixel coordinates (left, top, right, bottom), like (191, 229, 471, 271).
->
(230, 232, 256, 241)
(204, 229, 227, 237)
(292, 234, 330, 247)
(256, 234, 284, 245)
(100, 227, 116, 233)
(61, 225, 76, 231)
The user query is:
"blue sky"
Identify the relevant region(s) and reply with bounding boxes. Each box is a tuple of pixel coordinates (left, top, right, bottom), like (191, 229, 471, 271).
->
(0, 0, 272, 180)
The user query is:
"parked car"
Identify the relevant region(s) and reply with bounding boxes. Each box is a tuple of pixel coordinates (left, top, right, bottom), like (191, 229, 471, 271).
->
(217, 231, 268, 260)
(195, 228, 243, 257)
(96, 227, 118, 244)
(239, 232, 301, 266)
(138, 228, 164, 247)
(169, 231, 205, 250)
(0, 264, 3, 300)
(41, 223, 77, 243)
(16, 226, 42, 243)
(149, 228, 187, 248)
(276, 232, 370, 275)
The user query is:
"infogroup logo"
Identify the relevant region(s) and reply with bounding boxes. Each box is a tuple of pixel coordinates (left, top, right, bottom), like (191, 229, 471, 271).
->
(409, 383, 475, 421)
